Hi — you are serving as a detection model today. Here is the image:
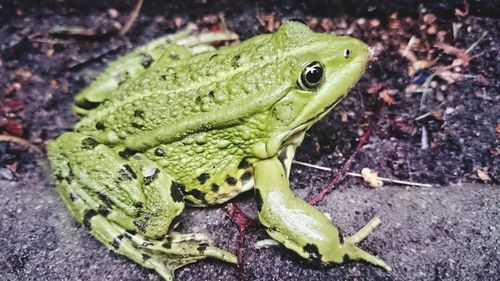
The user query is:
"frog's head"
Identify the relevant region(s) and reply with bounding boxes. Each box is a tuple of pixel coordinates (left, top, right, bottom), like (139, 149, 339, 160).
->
(260, 21, 370, 157)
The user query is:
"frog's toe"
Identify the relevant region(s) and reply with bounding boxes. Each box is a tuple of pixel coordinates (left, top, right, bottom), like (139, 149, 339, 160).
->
(82, 213, 236, 280)
(343, 217, 392, 271)
(145, 232, 238, 265)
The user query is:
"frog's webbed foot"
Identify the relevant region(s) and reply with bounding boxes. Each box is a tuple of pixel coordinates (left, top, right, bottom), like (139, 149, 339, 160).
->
(79, 211, 236, 281)
(341, 217, 392, 271)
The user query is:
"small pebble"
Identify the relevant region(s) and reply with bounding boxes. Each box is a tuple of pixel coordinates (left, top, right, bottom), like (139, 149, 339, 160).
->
(108, 8, 119, 18)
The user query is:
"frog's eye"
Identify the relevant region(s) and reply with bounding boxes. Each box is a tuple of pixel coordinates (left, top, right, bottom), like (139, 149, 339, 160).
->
(343, 49, 351, 58)
(298, 61, 324, 90)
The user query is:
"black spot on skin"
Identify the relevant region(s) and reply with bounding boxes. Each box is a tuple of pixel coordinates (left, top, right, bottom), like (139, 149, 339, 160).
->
(254, 189, 263, 212)
(240, 171, 252, 183)
(197, 243, 209, 254)
(197, 173, 210, 184)
(225, 176, 237, 186)
(188, 189, 208, 205)
(97, 205, 110, 217)
(208, 91, 215, 98)
(238, 159, 250, 169)
(83, 209, 98, 229)
(81, 137, 98, 149)
(142, 253, 151, 261)
(170, 182, 184, 202)
(195, 96, 202, 103)
(134, 219, 146, 231)
(134, 109, 145, 119)
(303, 243, 322, 263)
(162, 236, 173, 249)
(95, 122, 105, 130)
(69, 192, 79, 201)
(98, 192, 113, 208)
(154, 147, 165, 156)
(135, 202, 144, 209)
(209, 54, 218, 60)
(55, 172, 64, 181)
(144, 168, 159, 185)
(140, 53, 154, 68)
(338, 232, 344, 244)
(161, 75, 168, 80)
(342, 254, 349, 264)
(111, 237, 121, 249)
(65, 175, 73, 184)
(131, 122, 144, 129)
(169, 53, 180, 60)
(119, 164, 137, 180)
(231, 55, 241, 68)
(118, 148, 137, 159)
(211, 183, 219, 192)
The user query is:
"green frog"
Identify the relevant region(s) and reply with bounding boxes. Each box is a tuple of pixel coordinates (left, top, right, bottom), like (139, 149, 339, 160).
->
(48, 21, 390, 280)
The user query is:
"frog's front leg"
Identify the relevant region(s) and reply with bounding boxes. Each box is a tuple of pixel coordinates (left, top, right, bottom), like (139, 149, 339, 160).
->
(48, 132, 236, 280)
(252, 156, 391, 271)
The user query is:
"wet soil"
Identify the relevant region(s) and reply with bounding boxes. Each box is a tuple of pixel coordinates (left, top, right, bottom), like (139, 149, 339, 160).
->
(0, 1, 499, 281)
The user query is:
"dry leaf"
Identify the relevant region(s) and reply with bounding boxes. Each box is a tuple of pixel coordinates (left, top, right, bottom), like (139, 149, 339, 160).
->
(477, 169, 491, 182)
(379, 89, 395, 106)
(361, 168, 383, 188)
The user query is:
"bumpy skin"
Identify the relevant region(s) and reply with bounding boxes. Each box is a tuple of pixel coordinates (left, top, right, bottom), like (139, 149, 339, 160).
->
(48, 22, 390, 280)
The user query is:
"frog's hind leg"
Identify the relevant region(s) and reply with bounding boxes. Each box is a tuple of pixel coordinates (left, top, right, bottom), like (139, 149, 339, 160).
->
(67, 198, 235, 280)
(73, 25, 238, 116)
(48, 133, 236, 279)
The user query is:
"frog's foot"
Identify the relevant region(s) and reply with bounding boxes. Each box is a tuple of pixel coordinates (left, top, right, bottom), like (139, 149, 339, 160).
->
(341, 217, 392, 271)
(84, 213, 236, 280)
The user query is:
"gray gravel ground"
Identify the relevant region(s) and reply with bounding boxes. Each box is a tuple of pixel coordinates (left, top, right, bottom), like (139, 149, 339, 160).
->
(1, 164, 498, 281)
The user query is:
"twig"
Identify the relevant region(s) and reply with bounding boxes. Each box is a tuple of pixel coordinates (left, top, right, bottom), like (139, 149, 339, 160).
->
(465, 31, 488, 54)
(120, 0, 144, 36)
(418, 72, 438, 111)
(414, 101, 446, 121)
(402, 36, 416, 57)
(224, 203, 256, 280)
(307, 105, 384, 205)
(0, 135, 42, 154)
(293, 160, 432, 188)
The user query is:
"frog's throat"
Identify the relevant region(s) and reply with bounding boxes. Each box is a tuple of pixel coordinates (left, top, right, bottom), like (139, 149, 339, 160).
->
(256, 95, 345, 159)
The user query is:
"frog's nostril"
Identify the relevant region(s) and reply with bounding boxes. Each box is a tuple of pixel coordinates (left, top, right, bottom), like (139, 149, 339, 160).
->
(343, 49, 351, 58)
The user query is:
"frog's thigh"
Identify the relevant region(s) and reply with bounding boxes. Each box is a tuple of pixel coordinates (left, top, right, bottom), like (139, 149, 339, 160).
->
(50, 133, 236, 278)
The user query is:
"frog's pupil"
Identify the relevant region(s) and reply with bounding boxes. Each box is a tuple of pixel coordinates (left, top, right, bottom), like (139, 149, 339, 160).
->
(305, 66, 322, 84)
(300, 61, 324, 89)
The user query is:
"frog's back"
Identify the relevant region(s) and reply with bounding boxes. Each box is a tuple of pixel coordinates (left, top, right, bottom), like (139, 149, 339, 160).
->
(75, 34, 295, 146)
